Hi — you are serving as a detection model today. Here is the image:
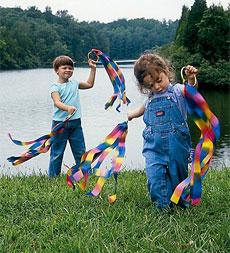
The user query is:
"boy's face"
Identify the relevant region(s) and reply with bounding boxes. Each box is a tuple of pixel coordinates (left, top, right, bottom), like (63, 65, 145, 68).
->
(56, 65, 74, 81)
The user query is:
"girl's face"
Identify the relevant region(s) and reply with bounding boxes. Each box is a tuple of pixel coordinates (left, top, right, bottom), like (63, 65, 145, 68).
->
(143, 71, 169, 93)
(57, 65, 74, 83)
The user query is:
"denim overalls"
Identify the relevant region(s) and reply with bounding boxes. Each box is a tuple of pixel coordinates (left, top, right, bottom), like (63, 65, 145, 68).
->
(142, 84, 191, 209)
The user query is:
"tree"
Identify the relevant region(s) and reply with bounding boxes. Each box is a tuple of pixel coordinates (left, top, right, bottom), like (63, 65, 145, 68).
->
(175, 5, 189, 46)
(0, 7, 177, 69)
(197, 5, 229, 63)
(183, 0, 207, 52)
(43, 6, 54, 23)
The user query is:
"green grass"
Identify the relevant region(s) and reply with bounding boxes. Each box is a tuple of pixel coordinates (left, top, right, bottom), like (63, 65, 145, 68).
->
(0, 169, 229, 253)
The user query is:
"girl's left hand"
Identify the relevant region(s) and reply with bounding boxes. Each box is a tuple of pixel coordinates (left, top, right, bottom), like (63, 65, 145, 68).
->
(88, 59, 97, 69)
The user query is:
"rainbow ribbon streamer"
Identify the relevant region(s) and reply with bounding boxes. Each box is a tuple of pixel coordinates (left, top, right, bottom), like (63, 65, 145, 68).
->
(66, 121, 128, 203)
(89, 49, 131, 112)
(170, 83, 220, 206)
(7, 114, 74, 166)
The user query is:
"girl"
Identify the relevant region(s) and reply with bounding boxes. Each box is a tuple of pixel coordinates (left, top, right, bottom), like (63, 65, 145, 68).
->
(128, 53, 198, 209)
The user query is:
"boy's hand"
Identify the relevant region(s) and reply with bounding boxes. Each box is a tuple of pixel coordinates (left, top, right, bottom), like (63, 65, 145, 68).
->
(67, 106, 76, 115)
(127, 112, 133, 121)
(88, 59, 97, 69)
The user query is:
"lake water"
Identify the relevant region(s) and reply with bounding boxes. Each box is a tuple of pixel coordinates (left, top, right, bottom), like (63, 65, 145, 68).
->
(0, 67, 229, 176)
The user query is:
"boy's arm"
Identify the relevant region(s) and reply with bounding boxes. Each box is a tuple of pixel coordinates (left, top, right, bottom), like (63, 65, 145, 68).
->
(79, 59, 96, 89)
(51, 92, 76, 115)
(128, 105, 145, 121)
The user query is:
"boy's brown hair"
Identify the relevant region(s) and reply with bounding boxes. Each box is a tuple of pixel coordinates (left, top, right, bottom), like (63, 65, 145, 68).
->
(53, 55, 74, 71)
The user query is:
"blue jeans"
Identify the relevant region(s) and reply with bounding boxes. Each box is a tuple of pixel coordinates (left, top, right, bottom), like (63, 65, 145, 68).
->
(48, 118, 85, 177)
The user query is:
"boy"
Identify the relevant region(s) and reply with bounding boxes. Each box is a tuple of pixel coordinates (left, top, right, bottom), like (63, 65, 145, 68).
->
(49, 55, 96, 177)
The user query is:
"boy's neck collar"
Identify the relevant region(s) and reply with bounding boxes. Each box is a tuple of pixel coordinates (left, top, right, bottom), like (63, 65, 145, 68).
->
(58, 79, 69, 84)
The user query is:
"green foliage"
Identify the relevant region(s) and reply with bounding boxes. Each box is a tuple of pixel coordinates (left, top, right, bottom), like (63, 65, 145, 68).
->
(175, 5, 190, 46)
(0, 170, 229, 252)
(158, 1, 229, 89)
(157, 43, 203, 81)
(183, 0, 207, 52)
(197, 5, 229, 63)
(0, 7, 177, 70)
(158, 43, 229, 89)
(1, 2, 228, 89)
(198, 59, 230, 89)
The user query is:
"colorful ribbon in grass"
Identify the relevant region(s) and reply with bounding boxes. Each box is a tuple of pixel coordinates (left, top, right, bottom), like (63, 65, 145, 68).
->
(66, 121, 128, 203)
(7, 113, 74, 166)
(170, 83, 220, 206)
(88, 49, 130, 112)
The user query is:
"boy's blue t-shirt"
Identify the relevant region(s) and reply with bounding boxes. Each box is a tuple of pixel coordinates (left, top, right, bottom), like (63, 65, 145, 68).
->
(50, 80, 81, 121)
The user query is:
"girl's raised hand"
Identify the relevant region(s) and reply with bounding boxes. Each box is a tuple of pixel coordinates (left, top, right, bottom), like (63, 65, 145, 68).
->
(184, 65, 198, 86)
(185, 65, 198, 79)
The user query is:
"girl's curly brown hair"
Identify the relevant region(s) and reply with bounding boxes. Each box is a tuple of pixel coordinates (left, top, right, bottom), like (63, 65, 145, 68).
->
(134, 53, 175, 94)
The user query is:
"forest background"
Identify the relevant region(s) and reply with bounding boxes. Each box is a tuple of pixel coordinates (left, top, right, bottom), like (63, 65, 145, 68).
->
(0, 0, 229, 89)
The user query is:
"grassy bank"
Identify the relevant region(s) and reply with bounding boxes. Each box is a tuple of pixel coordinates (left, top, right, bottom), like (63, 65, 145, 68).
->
(0, 169, 229, 253)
